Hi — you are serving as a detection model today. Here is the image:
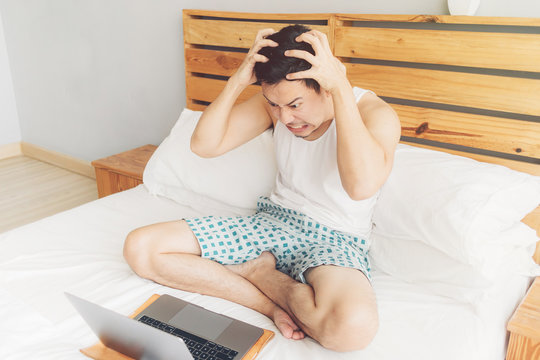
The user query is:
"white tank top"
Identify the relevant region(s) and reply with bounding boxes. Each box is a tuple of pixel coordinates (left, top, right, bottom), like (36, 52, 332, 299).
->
(269, 87, 378, 237)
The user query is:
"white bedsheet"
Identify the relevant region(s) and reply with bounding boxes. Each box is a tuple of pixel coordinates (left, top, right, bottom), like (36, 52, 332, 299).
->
(0, 185, 531, 360)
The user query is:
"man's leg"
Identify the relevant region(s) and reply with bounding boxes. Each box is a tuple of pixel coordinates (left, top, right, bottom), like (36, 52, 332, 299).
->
(122, 220, 304, 339)
(228, 252, 378, 352)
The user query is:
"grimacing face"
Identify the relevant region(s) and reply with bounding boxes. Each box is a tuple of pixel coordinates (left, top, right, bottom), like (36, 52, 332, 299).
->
(261, 80, 334, 141)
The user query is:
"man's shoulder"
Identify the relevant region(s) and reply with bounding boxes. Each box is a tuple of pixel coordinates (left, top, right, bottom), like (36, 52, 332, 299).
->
(232, 92, 273, 124)
(357, 92, 401, 146)
(352, 87, 375, 103)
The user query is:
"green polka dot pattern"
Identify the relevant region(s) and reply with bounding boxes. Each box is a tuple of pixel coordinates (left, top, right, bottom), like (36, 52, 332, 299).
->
(185, 197, 371, 283)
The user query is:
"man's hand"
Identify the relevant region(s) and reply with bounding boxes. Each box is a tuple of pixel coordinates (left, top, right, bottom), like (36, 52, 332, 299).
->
(230, 28, 278, 88)
(284, 30, 348, 93)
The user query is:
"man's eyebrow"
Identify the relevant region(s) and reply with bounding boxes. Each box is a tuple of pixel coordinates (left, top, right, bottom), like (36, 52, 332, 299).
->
(262, 94, 276, 105)
(263, 94, 303, 106)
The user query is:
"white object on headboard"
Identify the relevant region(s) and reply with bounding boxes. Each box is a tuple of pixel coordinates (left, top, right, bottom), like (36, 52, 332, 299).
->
(448, 0, 481, 15)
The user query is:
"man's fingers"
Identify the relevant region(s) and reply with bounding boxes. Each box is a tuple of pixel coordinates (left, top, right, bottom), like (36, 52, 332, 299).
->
(286, 69, 312, 80)
(249, 31, 278, 56)
(284, 49, 315, 63)
(252, 53, 269, 63)
(310, 29, 328, 41)
(256, 28, 276, 41)
(257, 38, 279, 49)
(294, 32, 324, 54)
(312, 30, 332, 52)
(284, 49, 317, 80)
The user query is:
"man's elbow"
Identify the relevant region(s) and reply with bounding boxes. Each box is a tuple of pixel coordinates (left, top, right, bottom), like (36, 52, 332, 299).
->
(345, 181, 381, 201)
(190, 137, 219, 158)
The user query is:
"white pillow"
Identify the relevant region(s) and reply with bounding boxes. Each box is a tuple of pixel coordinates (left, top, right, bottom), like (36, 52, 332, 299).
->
(371, 144, 540, 303)
(373, 144, 540, 267)
(143, 108, 277, 215)
(370, 221, 539, 305)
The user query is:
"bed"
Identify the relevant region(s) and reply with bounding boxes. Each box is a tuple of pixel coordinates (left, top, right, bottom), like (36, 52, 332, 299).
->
(1, 9, 540, 360)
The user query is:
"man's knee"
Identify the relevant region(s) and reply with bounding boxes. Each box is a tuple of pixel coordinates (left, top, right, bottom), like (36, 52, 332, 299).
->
(317, 304, 379, 352)
(123, 221, 201, 279)
(123, 228, 155, 278)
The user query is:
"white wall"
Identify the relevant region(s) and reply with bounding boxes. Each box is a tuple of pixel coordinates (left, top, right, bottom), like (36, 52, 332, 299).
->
(0, 0, 538, 160)
(476, 0, 540, 17)
(0, 6, 20, 147)
(0, 0, 184, 160)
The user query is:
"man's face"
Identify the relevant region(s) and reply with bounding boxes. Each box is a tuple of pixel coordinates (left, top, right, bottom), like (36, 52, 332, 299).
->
(261, 80, 333, 140)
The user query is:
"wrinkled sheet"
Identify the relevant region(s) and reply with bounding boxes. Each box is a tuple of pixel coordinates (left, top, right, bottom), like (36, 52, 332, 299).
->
(0, 185, 530, 360)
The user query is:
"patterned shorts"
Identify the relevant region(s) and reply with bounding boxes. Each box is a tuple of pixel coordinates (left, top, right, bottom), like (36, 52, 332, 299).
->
(184, 197, 371, 284)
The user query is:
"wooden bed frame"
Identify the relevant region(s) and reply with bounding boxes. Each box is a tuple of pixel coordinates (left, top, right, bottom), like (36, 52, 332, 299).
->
(181, 10, 540, 266)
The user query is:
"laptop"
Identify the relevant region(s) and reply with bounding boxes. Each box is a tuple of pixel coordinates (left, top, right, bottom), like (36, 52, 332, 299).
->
(66, 292, 268, 360)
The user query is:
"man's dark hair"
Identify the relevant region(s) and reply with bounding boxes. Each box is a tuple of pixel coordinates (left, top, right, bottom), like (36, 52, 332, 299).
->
(254, 24, 320, 93)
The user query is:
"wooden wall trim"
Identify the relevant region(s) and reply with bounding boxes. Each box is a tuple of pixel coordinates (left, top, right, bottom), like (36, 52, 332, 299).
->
(20, 142, 95, 179)
(0, 142, 22, 160)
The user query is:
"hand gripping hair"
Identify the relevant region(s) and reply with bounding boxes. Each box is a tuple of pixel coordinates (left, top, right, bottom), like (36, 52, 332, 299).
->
(254, 24, 321, 93)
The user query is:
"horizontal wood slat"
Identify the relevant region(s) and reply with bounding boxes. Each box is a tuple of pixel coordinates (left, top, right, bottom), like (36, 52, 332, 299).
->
(394, 104, 540, 158)
(184, 18, 328, 48)
(346, 63, 540, 116)
(336, 14, 540, 26)
(183, 10, 540, 27)
(335, 27, 540, 72)
(400, 141, 540, 176)
(184, 9, 332, 21)
(186, 76, 260, 104)
(186, 48, 244, 77)
(187, 102, 207, 111)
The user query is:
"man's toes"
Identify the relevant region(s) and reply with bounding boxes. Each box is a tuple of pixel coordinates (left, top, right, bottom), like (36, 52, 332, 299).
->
(276, 321, 293, 338)
(291, 329, 305, 340)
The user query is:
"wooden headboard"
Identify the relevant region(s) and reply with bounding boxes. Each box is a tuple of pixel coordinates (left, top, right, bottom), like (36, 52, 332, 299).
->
(182, 10, 540, 261)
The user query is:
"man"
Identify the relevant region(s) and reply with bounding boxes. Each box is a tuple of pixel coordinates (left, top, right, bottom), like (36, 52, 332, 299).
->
(123, 25, 400, 352)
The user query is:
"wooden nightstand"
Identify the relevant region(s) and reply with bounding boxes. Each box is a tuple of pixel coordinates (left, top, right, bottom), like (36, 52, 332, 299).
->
(507, 277, 540, 359)
(91, 144, 157, 198)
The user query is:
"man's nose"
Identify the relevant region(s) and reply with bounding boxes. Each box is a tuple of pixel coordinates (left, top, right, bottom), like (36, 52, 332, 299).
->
(279, 107, 294, 123)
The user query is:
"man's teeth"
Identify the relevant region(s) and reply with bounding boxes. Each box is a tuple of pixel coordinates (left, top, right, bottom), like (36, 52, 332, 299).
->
(289, 125, 305, 129)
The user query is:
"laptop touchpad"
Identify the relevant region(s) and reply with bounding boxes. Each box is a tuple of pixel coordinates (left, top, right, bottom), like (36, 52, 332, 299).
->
(168, 304, 234, 340)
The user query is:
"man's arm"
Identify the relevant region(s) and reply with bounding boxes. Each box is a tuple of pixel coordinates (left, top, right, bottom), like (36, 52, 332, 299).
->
(332, 85, 401, 200)
(285, 30, 401, 200)
(190, 30, 276, 158)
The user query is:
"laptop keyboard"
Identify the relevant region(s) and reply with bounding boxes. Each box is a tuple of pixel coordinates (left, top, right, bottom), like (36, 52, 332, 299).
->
(138, 315, 239, 360)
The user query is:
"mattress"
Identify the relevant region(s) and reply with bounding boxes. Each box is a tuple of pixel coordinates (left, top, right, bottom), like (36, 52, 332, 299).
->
(0, 185, 531, 360)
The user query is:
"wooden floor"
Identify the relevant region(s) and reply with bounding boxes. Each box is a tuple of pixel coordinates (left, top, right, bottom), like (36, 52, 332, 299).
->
(0, 155, 98, 234)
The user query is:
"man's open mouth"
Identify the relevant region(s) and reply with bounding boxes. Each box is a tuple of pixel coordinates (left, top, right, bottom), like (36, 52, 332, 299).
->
(286, 124, 309, 133)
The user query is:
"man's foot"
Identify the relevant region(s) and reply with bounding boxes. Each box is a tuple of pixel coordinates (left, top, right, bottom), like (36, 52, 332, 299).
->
(272, 306, 305, 340)
(226, 252, 305, 340)
(226, 251, 276, 281)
